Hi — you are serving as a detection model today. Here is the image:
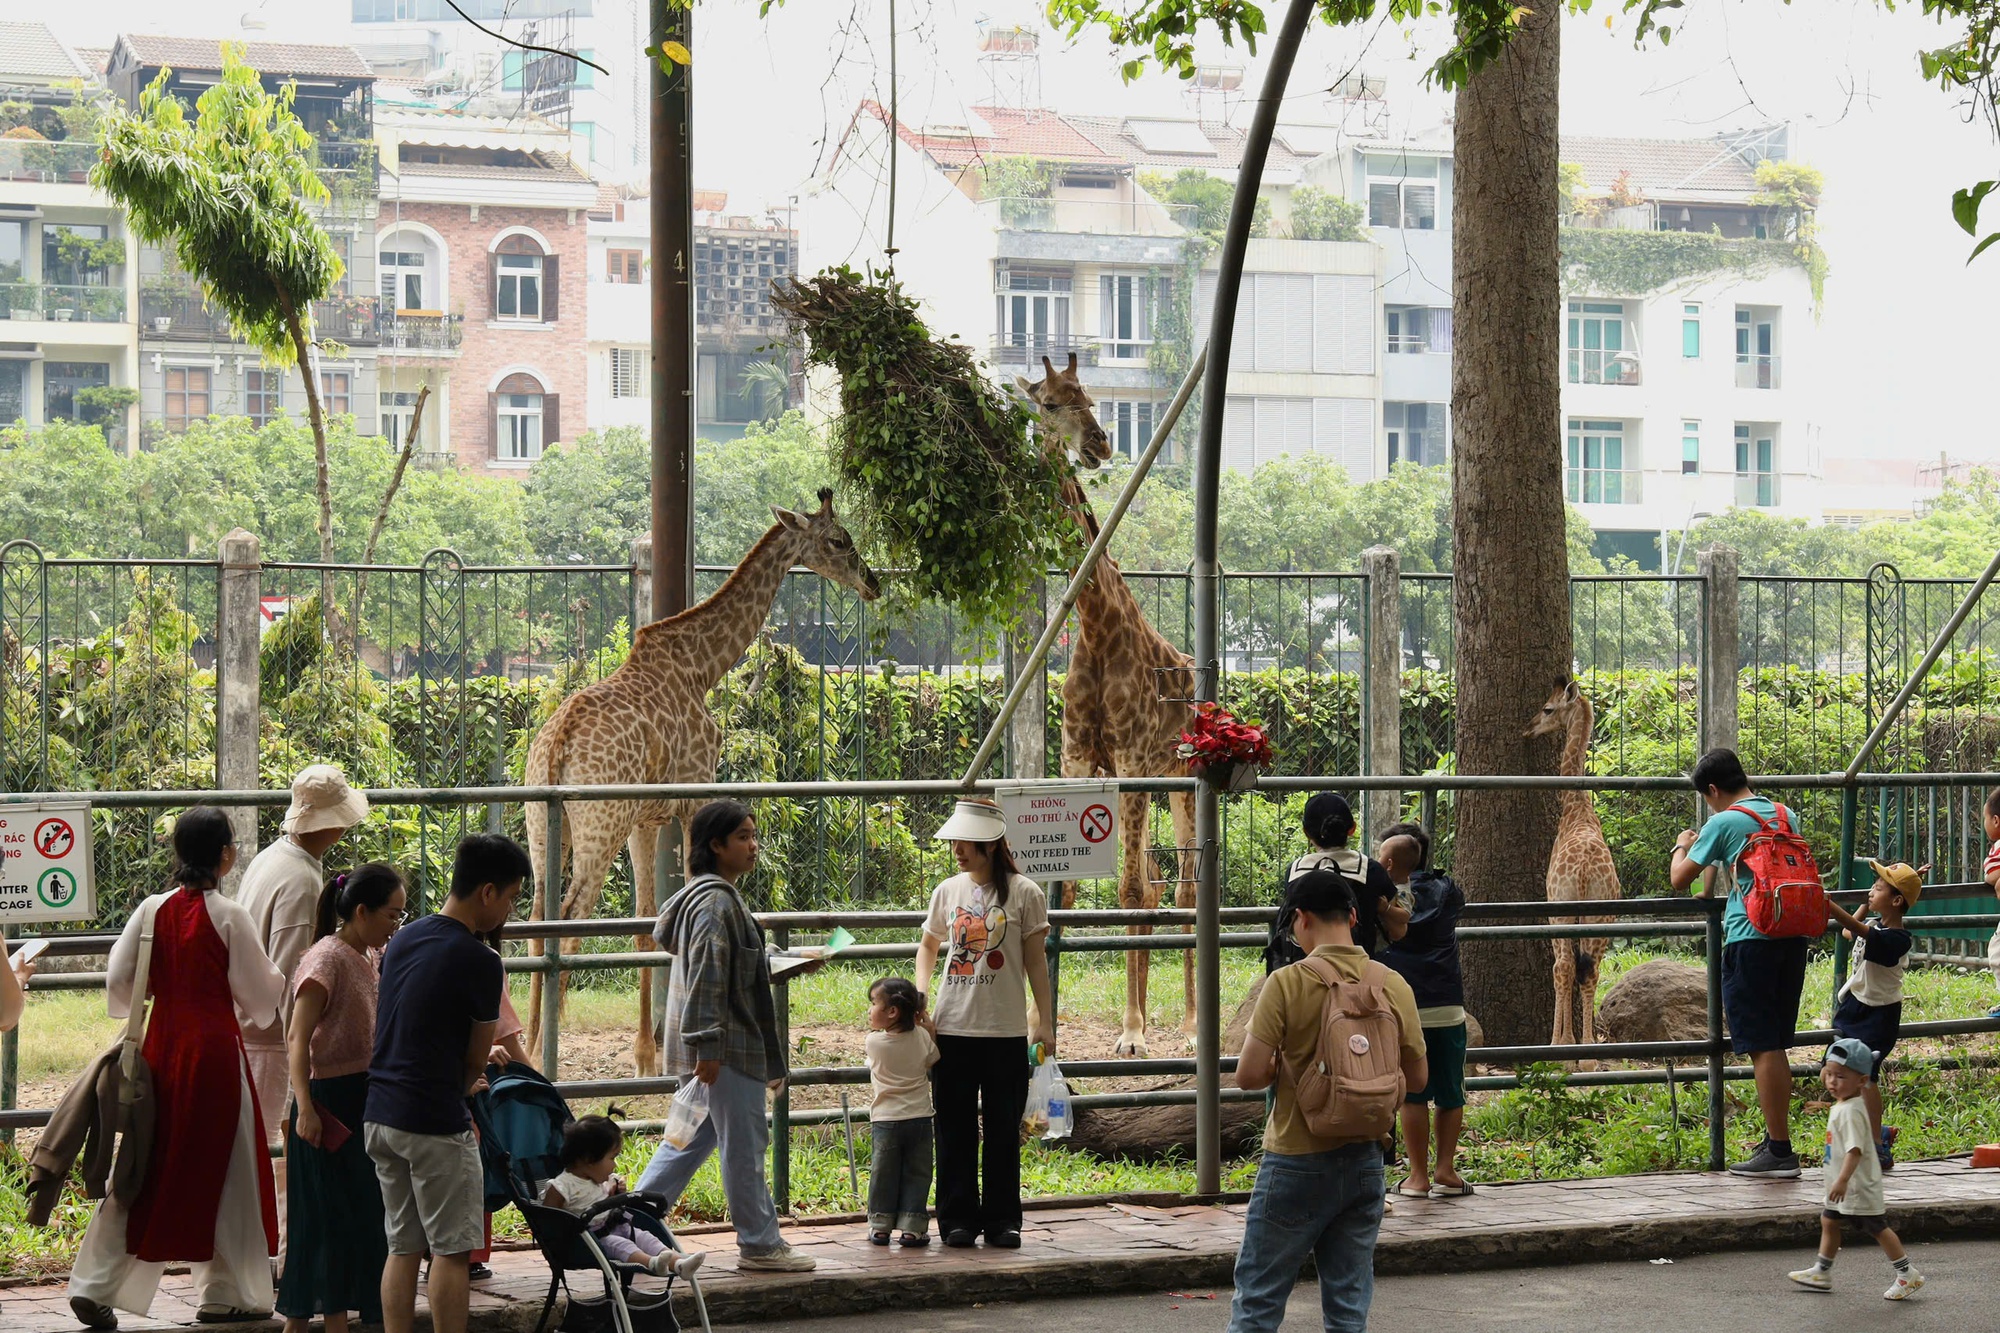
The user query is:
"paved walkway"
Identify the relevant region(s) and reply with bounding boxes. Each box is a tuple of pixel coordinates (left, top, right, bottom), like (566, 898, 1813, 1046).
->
(7, 1160, 1999, 1331)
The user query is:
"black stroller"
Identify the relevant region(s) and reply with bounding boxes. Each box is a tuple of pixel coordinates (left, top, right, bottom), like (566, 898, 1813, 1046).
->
(472, 1061, 712, 1333)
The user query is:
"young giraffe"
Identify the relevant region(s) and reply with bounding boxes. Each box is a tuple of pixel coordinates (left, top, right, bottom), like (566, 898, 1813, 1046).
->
(1018, 354, 1200, 1058)
(1525, 677, 1618, 1048)
(522, 490, 880, 1074)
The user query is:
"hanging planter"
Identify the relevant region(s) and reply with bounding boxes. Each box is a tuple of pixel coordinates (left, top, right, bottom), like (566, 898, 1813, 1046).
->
(772, 265, 1081, 627)
(1176, 702, 1273, 793)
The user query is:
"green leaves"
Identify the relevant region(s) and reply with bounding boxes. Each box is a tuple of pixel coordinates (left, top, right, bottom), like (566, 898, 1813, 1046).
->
(1952, 180, 2000, 262)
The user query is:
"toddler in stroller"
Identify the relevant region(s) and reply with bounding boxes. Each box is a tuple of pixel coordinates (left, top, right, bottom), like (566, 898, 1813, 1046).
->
(544, 1114, 705, 1279)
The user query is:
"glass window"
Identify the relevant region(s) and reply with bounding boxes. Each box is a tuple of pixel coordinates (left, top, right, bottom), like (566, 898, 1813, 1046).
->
(1103, 399, 1157, 459)
(610, 347, 648, 398)
(1682, 303, 1700, 358)
(165, 366, 211, 430)
(0, 220, 25, 284)
(44, 361, 108, 422)
(0, 360, 24, 422)
(497, 252, 543, 321)
(499, 392, 544, 460)
(1401, 184, 1436, 230)
(1368, 182, 1401, 227)
(607, 249, 643, 284)
(1681, 421, 1699, 475)
(1100, 273, 1154, 360)
(1566, 418, 1633, 504)
(381, 389, 420, 444)
(1566, 302, 1628, 384)
(44, 223, 113, 287)
(1735, 424, 1778, 506)
(245, 368, 284, 425)
(321, 371, 351, 417)
(573, 50, 596, 88)
(379, 245, 428, 311)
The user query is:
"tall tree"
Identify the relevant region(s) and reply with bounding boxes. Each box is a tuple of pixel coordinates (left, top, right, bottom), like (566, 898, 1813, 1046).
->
(93, 45, 345, 561)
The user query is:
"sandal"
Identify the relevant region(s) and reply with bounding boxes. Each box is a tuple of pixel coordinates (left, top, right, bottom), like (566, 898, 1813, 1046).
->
(195, 1307, 273, 1324)
(1393, 1179, 1432, 1198)
(898, 1232, 930, 1247)
(1428, 1180, 1475, 1198)
(869, 1230, 892, 1246)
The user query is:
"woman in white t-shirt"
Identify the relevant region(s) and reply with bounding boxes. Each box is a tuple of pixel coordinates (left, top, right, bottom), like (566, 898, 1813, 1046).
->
(914, 799, 1053, 1251)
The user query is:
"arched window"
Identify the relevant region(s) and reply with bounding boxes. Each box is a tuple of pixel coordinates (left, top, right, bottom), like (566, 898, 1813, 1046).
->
(491, 234, 558, 323)
(491, 370, 557, 462)
(378, 227, 446, 313)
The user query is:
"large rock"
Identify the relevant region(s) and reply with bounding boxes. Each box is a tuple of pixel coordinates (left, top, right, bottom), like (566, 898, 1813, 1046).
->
(1596, 960, 1719, 1045)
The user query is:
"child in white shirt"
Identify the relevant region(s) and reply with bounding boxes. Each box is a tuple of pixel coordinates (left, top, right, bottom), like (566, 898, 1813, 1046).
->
(542, 1114, 704, 1278)
(865, 976, 939, 1247)
(1787, 1040, 1924, 1300)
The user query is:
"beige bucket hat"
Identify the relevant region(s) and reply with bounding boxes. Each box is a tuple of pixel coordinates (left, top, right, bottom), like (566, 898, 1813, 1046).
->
(282, 764, 370, 836)
(934, 797, 1008, 843)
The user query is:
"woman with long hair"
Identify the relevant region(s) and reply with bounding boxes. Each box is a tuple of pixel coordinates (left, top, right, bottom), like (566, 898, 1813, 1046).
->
(914, 798, 1055, 1250)
(68, 807, 287, 1330)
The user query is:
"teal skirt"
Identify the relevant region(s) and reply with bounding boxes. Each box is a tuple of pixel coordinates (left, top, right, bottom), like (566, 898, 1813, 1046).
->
(276, 1071, 387, 1322)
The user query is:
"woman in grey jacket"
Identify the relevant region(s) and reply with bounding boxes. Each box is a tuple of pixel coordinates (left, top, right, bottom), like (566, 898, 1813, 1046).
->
(633, 800, 817, 1273)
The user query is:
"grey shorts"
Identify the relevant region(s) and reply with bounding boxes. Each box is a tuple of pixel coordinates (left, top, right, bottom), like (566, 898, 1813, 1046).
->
(365, 1122, 486, 1257)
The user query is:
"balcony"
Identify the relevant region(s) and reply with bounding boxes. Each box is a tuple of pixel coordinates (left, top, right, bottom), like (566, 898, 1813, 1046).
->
(1, 281, 127, 323)
(1735, 354, 1782, 390)
(377, 311, 465, 354)
(1566, 348, 1643, 386)
(314, 296, 381, 345)
(1736, 472, 1779, 508)
(989, 335, 1100, 369)
(983, 196, 1198, 238)
(140, 292, 383, 346)
(0, 139, 99, 184)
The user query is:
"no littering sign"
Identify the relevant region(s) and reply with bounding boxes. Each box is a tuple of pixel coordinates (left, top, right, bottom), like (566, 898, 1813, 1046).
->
(995, 781, 1119, 883)
(0, 800, 96, 924)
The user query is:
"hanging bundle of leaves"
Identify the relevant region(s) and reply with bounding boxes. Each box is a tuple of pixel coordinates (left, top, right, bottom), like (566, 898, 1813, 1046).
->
(772, 266, 1081, 627)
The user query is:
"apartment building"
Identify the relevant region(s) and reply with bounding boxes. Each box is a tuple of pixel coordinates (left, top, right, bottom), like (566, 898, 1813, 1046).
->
(101, 35, 387, 446)
(585, 188, 799, 439)
(373, 101, 595, 473)
(0, 22, 139, 449)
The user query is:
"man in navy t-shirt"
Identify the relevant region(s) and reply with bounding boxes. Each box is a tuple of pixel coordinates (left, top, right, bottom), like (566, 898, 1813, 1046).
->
(366, 834, 529, 1333)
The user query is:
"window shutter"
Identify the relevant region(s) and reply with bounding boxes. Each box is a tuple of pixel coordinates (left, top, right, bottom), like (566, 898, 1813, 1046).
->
(489, 391, 501, 457)
(543, 393, 560, 445)
(542, 255, 560, 322)
(488, 252, 501, 318)
(1100, 275, 1114, 342)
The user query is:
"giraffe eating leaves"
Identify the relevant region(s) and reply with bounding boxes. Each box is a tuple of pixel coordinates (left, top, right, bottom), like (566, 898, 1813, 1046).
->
(522, 489, 879, 1075)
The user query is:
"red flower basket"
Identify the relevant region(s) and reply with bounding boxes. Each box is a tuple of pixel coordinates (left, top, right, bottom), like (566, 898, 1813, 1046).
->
(1175, 702, 1273, 792)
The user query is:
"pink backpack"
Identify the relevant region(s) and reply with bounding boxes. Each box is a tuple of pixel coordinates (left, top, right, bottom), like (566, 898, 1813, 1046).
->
(1285, 957, 1406, 1140)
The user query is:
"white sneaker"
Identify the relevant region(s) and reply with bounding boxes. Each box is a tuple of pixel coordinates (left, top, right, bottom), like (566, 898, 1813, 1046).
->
(737, 1244, 816, 1273)
(1787, 1266, 1832, 1291)
(1883, 1270, 1924, 1300)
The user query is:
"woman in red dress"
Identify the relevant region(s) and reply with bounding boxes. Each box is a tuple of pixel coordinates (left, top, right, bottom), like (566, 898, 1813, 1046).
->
(68, 808, 288, 1329)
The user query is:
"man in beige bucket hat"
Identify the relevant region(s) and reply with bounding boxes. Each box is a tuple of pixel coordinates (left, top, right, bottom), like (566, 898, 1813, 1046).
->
(232, 764, 369, 1251)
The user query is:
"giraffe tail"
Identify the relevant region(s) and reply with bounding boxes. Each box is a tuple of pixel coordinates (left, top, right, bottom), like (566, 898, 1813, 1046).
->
(1574, 941, 1600, 990)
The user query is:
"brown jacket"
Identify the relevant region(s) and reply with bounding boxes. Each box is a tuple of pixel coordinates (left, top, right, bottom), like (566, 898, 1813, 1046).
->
(25, 1044, 154, 1225)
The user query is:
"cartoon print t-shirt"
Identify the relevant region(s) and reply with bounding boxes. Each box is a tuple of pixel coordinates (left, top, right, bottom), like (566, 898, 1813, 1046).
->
(922, 871, 1049, 1039)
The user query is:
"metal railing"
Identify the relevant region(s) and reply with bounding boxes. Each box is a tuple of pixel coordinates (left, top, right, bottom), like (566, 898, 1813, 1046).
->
(6, 771, 2000, 1211)
(989, 334, 1100, 367)
(0, 281, 127, 323)
(1567, 349, 1643, 385)
(377, 311, 465, 352)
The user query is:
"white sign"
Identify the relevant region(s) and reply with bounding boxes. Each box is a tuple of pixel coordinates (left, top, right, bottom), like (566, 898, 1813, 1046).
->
(0, 800, 96, 924)
(259, 597, 291, 634)
(995, 781, 1119, 883)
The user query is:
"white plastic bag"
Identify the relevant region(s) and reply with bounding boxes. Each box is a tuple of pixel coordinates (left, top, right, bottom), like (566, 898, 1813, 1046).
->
(662, 1078, 710, 1150)
(1023, 1057, 1072, 1141)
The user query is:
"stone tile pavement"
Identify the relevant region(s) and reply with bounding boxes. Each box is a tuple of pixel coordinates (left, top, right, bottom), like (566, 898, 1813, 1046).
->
(7, 1159, 1998, 1331)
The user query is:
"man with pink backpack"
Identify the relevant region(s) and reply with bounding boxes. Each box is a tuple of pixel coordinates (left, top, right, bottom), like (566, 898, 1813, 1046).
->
(1230, 869, 1427, 1333)
(1672, 747, 1827, 1179)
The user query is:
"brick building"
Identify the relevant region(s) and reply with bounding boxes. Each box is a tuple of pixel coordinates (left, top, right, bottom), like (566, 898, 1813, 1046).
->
(373, 105, 595, 474)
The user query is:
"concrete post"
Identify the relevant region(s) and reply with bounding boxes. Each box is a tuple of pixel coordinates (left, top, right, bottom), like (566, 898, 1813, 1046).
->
(1697, 545, 1740, 757)
(217, 529, 262, 888)
(1361, 546, 1403, 843)
(1005, 578, 1049, 781)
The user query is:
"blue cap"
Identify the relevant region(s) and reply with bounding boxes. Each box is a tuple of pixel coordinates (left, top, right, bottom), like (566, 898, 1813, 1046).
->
(1825, 1038, 1875, 1077)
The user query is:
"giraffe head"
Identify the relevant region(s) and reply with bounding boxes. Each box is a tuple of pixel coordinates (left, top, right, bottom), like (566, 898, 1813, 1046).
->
(772, 488, 881, 601)
(1524, 676, 1584, 738)
(1015, 352, 1112, 470)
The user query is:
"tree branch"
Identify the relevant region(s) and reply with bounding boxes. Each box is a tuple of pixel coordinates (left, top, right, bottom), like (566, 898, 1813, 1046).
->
(440, 0, 612, 77)
(356, 383, 432, 611)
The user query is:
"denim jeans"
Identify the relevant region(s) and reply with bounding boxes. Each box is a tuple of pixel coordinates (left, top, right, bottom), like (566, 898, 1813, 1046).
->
(1228, 1142, 1386, 1333)
(633, 1065, 784, 1254)
(867, 1117, 933, 1236)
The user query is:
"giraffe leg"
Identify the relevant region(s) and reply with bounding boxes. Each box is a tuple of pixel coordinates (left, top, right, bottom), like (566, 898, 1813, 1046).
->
(1550, 926, 1577, 1051)
(628, 822, 662, 1077)
(1115, 789, 1153, 1058)
(1169, 790, 1198, 1046)
(523, 799, 552, 1063)
(525, 833, 623, 1069)
(1579, 937, 1606, 1047)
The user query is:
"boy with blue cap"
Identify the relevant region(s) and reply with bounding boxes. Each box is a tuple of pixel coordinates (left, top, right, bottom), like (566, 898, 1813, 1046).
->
(1787, 1038, 1924, 1300)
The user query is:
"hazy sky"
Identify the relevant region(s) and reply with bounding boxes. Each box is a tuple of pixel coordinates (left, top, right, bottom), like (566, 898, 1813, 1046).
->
(55, 0, 2000, 463)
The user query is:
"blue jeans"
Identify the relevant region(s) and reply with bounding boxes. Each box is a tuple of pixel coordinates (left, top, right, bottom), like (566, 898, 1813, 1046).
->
(1228, 1142, 1386, 1333)
(634, 1065, 784, 1253)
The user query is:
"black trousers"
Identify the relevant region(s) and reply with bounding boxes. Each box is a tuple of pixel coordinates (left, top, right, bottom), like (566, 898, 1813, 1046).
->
(932, 1033, 1029, 1238)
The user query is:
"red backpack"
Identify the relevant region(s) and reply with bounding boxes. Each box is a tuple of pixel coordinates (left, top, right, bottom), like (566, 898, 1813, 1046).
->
(1728, 802, 1827, 938)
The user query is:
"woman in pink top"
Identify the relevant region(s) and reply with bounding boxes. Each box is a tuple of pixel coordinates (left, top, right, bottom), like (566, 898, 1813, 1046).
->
(277, 863, 406, 1333)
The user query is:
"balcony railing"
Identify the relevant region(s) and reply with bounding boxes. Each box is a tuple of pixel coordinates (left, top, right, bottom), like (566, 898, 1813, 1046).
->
(0, 281, 127, 323)
(1735, 354, 1782, 390)
(141, 292, 384, 345)
(1567, 349, 1643, 386)
(1386, 334, 1434, 355)
(377, 311, 465, 353)
(982, 196, 1201, 238)
(314, 296, 380, 345)
(1736, 472, 1779, 508)
(989, 334, 1100, 368)
(0, 139, 99, 184)
(1566, 468, 1644, 505)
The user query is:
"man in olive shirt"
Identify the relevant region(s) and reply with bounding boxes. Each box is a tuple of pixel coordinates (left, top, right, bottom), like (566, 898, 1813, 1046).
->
(1231, 869, 1427, 1333)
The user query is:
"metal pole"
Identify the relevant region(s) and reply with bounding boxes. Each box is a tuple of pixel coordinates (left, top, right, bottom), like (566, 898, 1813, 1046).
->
(772, 923, 791, 1214)
(541, 799, 564, 1077)
(650, 0, 695, 619)
(1704, 896, 1725, 1171)
(1846, 542, 2000, 779)
(1189, 0, 1316, 1196)
(958, 345, 1208, 786)
(1833, 785, 1859, 1011)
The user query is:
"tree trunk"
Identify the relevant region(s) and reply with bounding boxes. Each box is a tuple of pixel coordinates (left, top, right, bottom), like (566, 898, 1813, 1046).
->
(278, 288, 334, 564)
(1449, 1, 1572, 1048)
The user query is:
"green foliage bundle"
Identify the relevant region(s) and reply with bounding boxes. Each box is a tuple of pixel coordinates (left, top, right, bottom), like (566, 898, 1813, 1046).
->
(1286, 186, 1366, 242)
(772, 265, 1082, 626)
(1559, 227, 1796, 300)
(1140, 167, 1272, 240)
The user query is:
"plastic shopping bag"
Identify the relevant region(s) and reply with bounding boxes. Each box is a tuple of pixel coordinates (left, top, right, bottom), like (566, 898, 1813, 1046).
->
(662, 1078, 710, 1150)
(1023, 1057, 1072, 1141)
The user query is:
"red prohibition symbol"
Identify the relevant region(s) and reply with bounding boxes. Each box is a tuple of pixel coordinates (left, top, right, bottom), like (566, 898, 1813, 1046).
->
(35, 818, 75, 859)
(1078, 804, 1114, 844)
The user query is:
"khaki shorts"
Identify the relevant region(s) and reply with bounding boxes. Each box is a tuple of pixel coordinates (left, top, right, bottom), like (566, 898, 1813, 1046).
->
(365, 1122, 485, 1257)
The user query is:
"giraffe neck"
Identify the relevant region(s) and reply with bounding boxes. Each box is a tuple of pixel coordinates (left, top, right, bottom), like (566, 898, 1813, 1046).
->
(1557, 694, 1597, 827)
(1059, 474, 1145, 637)
(630, 520, 802, 690)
